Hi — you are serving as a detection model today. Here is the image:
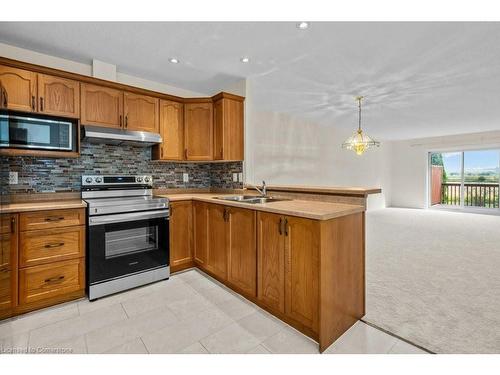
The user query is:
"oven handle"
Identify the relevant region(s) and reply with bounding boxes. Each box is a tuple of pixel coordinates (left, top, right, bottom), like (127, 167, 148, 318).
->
(88, 209, 169, 226)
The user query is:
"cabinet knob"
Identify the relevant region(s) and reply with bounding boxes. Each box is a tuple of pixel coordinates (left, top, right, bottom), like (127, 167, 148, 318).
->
(40, 97, 44, 111)
(278, 217, 283, 235)
(31, 96, 36, 111)
(10, 216, 16, 233)
(284, 218, 289, 236)
(184, 149, 188, 159)
(125, 115, 128, 128)
(120, 115, 123, 127)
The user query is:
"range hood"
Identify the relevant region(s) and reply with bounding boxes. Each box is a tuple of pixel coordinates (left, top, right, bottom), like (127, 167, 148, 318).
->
(82, 125, 162, 147)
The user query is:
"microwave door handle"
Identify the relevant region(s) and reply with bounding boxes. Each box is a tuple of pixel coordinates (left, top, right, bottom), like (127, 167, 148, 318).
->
(89, 210, 169, 226)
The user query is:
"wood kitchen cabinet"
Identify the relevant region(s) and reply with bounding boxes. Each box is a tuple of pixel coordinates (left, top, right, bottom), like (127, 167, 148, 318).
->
(169, 201, 194, 271)
(0, 65, 37, 112)
(257, 212, 319, 333)
(226, 206, 256, 297)
(37, 74, 80, 118)
(123, 92, 159, 132)
(257, 212, 285, 313)
(184, 101, 213, 160)
(193, 201, 209, 266)
(206, 204, 228, 280)
(0, 214, 18, 320)
(80, 83, 124, 129)
(153, 100, 184, 160)
(213, 94, 244, 161)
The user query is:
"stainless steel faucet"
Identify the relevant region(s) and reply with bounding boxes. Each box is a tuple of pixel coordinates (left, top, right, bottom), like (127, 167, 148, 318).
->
(254, 180, 267, 197)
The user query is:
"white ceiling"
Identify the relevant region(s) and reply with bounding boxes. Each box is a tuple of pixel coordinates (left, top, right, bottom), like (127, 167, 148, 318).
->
(1, 22, 499, 140)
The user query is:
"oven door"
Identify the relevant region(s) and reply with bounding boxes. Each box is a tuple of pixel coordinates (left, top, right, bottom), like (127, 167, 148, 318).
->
(87, 210, 169, 284)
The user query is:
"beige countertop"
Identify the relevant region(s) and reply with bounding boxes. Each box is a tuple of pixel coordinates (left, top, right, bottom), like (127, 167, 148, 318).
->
(161, 193, 364, 221)
(245, 184, 381, 196)
(0, 199, 87, 214)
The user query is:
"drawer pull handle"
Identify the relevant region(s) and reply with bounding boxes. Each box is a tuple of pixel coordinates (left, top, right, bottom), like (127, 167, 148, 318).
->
(44, 275, 65, 284)
(45, 217, 65, 222)
(44, 242, 65, 248)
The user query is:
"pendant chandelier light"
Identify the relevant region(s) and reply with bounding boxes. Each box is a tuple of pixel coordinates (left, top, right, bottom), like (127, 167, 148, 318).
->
(342, 96, 380, 155)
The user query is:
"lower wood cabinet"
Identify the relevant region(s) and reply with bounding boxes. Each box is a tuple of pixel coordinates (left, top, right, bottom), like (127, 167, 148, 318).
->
(0, 214, 18, 320)
(18, 258, 84, 309)
(257, 212, 319, 333)
(169, 201, 194, 271)
(0, 208, 86, 320)
(206, 204, 228, 280)
(193, 201, 209, 266)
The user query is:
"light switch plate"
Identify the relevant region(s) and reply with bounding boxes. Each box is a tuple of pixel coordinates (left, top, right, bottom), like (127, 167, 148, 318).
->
(238, 173, 243, 182)
(182, 173, 189, 183)
(232, 173, 238, 182)
(9, 171, 18, 185)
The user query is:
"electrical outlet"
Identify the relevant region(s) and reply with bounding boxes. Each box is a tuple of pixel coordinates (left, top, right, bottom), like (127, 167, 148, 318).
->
(232, 173, 238, 182)
(9, 171, 18, 185)
(182, 173, 189, 183)
(238, 173, 243, 182)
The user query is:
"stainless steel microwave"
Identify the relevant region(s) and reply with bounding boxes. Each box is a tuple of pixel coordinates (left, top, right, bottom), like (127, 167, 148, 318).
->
(0, 113, 77, 152)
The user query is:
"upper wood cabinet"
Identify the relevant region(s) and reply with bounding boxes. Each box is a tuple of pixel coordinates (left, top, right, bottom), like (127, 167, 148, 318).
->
(37, 74, 80, 118)
(169, 201, 193, 270)
(123, 92, 159, 132)
(153, 100, 184, 160)
(227, 207, 256, 297)
(0, 214, 18, 320)
(184, 102, 213, 160)
(80, 83, 124, 129)
(213, 96, 244, 161)
(0, 65, 37, 112)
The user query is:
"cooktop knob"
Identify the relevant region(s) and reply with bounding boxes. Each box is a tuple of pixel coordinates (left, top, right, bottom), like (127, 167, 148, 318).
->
(136, 177, 143, 183)
(144, 176, 151, 183)
(95, 177, 102, 183)
(85, 177, 92, 183)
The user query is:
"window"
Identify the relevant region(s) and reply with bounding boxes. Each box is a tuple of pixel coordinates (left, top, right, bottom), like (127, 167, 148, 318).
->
(429, 150, 500, 209)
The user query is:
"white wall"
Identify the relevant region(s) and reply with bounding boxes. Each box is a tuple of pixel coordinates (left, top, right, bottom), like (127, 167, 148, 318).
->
(245, 79, 391, 210)
(390, 130, 500, 209)
(0, 42, 207, 97)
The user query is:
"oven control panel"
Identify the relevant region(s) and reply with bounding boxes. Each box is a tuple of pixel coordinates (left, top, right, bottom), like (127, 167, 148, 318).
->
(82, 175, 153, 187)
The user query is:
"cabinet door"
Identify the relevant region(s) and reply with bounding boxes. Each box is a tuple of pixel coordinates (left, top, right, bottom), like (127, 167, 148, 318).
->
(213, 98, 244, 161)
(81, 83, 123, 129)
(157, 100, 184, 160)
(184, 102, 213, 160)
(169, 201, 193, 268)
(124, 92, 159, 133)
(257, 212, 285, 314)
(206, 204, 228, 280)
(0, 65, 37, 112)
(227, 207, 256, 297)
(37, 74, 80, 118)
(0, 214, 18, 320)
(284, 216, 319, 332)
(193, 201, 209, 266)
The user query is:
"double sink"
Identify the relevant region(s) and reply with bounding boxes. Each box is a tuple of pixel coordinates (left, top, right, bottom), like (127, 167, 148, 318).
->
(214, 195, 291, 204)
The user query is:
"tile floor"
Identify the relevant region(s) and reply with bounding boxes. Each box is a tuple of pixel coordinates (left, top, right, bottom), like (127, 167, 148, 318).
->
(0, 269, 428, 354)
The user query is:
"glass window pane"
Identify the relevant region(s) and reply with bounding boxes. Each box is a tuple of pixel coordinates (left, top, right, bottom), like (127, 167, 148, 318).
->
(463, 150, 499, 208)
(430, 152, 462, 206)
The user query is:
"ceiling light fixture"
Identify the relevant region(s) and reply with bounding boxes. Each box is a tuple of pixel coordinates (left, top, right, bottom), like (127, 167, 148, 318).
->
(342, 96, 380, 156)
(240, 57, 250, 63)
(169, 58, 179, 64)
(297, 22, 309, 29)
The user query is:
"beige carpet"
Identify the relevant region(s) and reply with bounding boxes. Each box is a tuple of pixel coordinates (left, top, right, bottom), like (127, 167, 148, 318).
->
(365, 208, 500, 354)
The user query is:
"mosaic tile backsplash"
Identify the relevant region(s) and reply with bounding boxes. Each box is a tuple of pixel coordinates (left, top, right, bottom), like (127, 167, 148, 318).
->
(0, 141, 243, 195)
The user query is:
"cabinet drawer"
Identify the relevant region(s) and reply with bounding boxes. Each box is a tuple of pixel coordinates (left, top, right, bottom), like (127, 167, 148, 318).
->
(18, 258, 84, 306)
(19, 226, 85, 267)
(20, 208, 85, 231)
(0, 269, 14, 319)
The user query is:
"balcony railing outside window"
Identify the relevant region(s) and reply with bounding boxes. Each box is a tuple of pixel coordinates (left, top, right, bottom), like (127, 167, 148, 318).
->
(441, 182, 499, 208)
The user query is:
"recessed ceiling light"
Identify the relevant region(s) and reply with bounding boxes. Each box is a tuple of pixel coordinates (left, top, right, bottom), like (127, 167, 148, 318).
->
(297, 22, 309, 30)
(240, 57, 250, 63)
(169, 58, 179, 64)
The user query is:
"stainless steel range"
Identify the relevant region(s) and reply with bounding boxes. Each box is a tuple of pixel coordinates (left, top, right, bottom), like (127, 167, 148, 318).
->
(82, 175, 170, 300)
